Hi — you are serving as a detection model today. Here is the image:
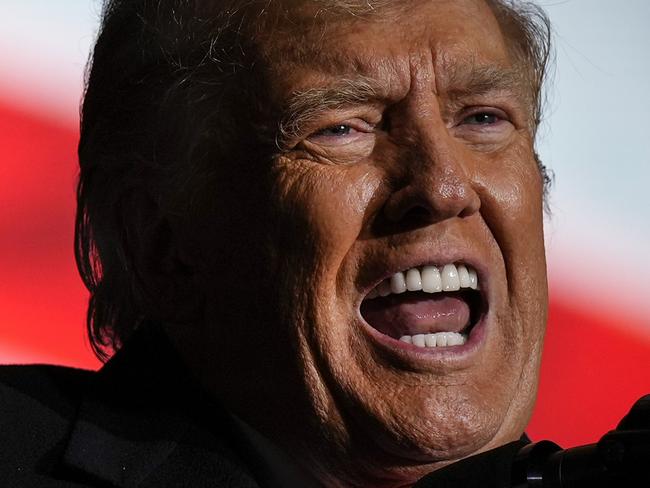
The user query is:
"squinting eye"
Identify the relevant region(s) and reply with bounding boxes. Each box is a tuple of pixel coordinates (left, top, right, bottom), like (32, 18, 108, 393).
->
(314, 124, 354, 137)
(463, 113, 500, 125)
(305, 119, 376, 147)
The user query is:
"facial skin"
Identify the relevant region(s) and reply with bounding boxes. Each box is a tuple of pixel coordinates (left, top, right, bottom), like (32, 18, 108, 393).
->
(171, 1, 548, 486)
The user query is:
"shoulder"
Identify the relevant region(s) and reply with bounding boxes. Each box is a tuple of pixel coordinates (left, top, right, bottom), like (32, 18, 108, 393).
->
(0, 364, 95, 471)
(0, 362, 94, 391)
(0, 363, 94, 415)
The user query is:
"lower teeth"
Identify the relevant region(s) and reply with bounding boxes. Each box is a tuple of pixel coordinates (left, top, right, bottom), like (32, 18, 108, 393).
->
(399, 332, 467, 347)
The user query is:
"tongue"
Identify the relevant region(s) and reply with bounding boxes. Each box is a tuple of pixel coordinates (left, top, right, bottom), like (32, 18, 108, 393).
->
(361, 292, 471, 338)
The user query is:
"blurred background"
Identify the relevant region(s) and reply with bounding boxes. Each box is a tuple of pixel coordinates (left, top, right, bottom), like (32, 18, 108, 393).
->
(1, 0, 648, 448)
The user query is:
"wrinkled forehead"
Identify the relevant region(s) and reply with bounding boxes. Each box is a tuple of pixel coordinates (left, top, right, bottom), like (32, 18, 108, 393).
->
(253, 0, 514, 102)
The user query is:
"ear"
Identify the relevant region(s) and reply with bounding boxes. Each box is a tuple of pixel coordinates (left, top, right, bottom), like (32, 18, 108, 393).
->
(126, 192, 205, 325)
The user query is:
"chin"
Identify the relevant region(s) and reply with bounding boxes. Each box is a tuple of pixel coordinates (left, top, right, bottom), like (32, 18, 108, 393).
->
(293, 308, 534, 486)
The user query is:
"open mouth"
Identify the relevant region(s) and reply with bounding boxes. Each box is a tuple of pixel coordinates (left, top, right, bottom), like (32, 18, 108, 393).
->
(360, 263, 486, 348)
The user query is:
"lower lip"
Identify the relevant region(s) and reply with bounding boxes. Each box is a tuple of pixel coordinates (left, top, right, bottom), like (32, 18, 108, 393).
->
(360, 313, 489, 367)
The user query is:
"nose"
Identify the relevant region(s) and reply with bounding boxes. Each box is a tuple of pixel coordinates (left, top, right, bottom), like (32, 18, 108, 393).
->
(382, 133, 481, 227)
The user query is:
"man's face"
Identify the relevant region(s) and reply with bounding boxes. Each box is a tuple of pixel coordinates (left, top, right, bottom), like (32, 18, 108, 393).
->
(196, 0, 548, 485)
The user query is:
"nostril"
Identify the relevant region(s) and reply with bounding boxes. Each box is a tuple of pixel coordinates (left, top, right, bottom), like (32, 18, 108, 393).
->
(396, 204, 434, 226)
(383, 189, 437, 224)
(371, 202, 439, 237)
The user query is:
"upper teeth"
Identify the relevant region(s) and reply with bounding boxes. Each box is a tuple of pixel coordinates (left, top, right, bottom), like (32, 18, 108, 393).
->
(367, 263, 478, 299)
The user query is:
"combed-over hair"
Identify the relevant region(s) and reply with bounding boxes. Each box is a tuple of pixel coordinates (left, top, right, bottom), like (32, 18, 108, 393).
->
(76, 0, 552, 360)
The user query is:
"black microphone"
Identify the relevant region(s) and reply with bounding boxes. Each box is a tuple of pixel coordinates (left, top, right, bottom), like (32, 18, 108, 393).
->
(414, 395, 650, 487)
(512, 395, 650, 487)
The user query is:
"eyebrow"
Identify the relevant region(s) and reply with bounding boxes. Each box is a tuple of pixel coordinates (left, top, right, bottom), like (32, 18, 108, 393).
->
(443, 63, 525, 99)
(277, 76, 382, 150)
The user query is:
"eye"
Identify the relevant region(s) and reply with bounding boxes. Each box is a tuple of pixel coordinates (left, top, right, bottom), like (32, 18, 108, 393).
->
(314, 124, 356, 137)
(461, 111, 505, 126)
(463, 112, 500, 125)
(453, 107, 514, 145)
(305, 119, 376, 147)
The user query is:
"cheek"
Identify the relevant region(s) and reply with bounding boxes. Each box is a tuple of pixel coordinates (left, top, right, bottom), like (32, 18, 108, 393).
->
(473, 147, 548, 342)
(480, 156, 543, 226)
(474, 145, 546, 264)
(270, 159, 381, 272)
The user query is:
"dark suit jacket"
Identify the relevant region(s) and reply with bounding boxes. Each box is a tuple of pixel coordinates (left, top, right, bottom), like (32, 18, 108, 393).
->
(0, 325, 310, 488)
